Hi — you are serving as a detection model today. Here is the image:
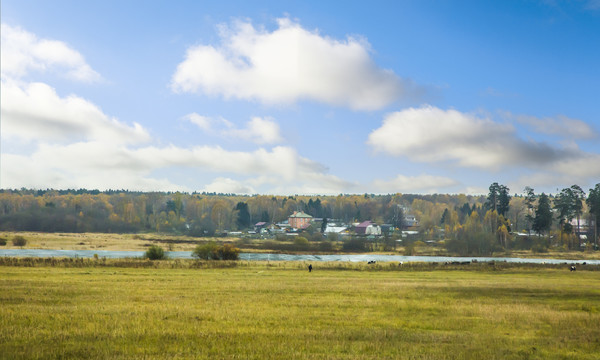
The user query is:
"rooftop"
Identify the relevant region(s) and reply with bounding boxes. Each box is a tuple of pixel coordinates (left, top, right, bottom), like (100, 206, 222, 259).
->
(289, 211, 313, 218)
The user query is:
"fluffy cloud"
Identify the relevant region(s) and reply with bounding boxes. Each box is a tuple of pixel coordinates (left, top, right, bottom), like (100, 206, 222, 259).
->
(172, 17, 416, 110)
(1, 80, 150, 144)
(1, 23, 101, 82)
(367, 106, 579, 170)
(185, 113, 283, 144)
(0, 24, 145, 145)
(372, 174, 459, 193)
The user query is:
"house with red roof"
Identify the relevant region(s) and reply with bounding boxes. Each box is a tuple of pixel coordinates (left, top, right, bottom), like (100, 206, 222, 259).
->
(354, 221, 382, 236)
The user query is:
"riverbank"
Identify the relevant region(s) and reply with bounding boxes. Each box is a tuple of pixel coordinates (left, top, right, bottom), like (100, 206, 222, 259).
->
(1, 256, 600, 270)
(2, 231, 599, 260)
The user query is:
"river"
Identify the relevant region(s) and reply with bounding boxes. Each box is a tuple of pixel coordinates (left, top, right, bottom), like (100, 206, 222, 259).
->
(0, 249, 598, 264)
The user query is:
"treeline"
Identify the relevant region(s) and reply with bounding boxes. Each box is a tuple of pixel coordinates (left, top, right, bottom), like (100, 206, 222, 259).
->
(1, 183, 599, 255)
(441, 183, 600, 255)
(0, 189, 486, 234)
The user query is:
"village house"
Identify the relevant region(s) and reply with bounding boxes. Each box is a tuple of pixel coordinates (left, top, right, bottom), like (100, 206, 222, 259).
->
(288, 211, 313, 229)
(404, 214, 419, 228)
(324, 224, 348, 234)
(254, 222, 269, 234)
(354, 221, 382, 236)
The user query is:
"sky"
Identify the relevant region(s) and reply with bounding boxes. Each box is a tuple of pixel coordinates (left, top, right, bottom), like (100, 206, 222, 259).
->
(1, 0, 599, 196)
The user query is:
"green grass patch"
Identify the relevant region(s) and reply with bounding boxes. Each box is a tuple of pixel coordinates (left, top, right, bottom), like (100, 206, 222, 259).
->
(1, 262, 599, 359)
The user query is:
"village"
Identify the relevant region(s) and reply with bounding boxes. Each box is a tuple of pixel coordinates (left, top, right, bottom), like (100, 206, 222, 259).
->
(230, 210, 421, 241)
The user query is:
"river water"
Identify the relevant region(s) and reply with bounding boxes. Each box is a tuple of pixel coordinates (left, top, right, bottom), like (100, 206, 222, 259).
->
(0, 249, 598, 264)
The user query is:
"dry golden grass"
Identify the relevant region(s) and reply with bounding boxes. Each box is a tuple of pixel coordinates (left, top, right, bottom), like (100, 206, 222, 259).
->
(0, 231, 230, 252)
(1, 262, 599, 359)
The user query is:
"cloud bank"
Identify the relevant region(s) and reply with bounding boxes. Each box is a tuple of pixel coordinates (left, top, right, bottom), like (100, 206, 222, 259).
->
(1, 143, 353, 194)
(372, 174, 459, 193)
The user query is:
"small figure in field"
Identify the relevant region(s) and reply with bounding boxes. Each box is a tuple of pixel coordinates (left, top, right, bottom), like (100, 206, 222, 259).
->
(308, 264, 313, 272)
(570, 265, 576, 272)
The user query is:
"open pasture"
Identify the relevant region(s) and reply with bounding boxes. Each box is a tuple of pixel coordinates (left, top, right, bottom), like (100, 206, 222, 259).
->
(1, 262, 599, 359)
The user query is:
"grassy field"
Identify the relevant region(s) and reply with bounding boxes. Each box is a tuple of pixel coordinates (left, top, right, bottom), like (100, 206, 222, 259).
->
(1, 261, 599, 359)
(0, 231, 214, 252)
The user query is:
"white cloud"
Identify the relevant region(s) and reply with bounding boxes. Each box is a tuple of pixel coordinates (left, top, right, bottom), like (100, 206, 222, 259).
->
(0, 142, 351, 193)
(1, 151, 182, 192)
(226, 116, 283, 144)
(509, 161, 600, 195)
(202, 177, 256, 194)
(171, 17, 417, 110)
(185, 113, 213, 131)
(1, 80, 150, 144)
(367, 105, 578, 170)
(372, 174, 459, 193)
(509, 112, 598, 140)
(550, 153, 600, 181)
(185, 113, 283, 144)
(1, 23, 101, 82)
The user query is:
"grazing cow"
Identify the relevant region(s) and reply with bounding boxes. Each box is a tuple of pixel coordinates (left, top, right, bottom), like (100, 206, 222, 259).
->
(570, 265, 576, 272)
(367, 260, 376, 264)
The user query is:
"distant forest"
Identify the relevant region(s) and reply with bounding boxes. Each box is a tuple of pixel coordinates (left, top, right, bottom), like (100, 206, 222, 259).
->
(1, 183, 599, 255)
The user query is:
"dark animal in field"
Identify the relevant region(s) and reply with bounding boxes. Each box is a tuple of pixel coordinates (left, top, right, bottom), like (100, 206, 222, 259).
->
(367, 260, 376, 264)
(570, 265, 576, 272)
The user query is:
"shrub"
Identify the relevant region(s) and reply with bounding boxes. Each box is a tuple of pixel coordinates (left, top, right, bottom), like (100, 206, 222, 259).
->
(12, 236, 27, 247)
(532, 243, 549, 253)
(413, 240, 426, 247)
(308, 232, 324, 242)
(192, 242, 220, 260)
(275, 234, 287, 242)
(291, 236, 311, 251)
(193, 243, 240, 260)
(342, 237, 367, 252)
(318, 240, 334, 252)
(294, 236, 309, 246)
(404, 242, 416, 256)
(145, 245, 166, 260)
(218, 244, 240, 260)
(0, 238, 7, 246)
(326, 233, 339, 242)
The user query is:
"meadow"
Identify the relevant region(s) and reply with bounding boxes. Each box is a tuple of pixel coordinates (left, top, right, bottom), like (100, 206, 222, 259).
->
(1, 260, 599, 359)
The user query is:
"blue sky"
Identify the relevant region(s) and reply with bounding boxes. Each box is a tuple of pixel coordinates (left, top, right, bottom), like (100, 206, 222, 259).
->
(1, 0, 599, 195)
